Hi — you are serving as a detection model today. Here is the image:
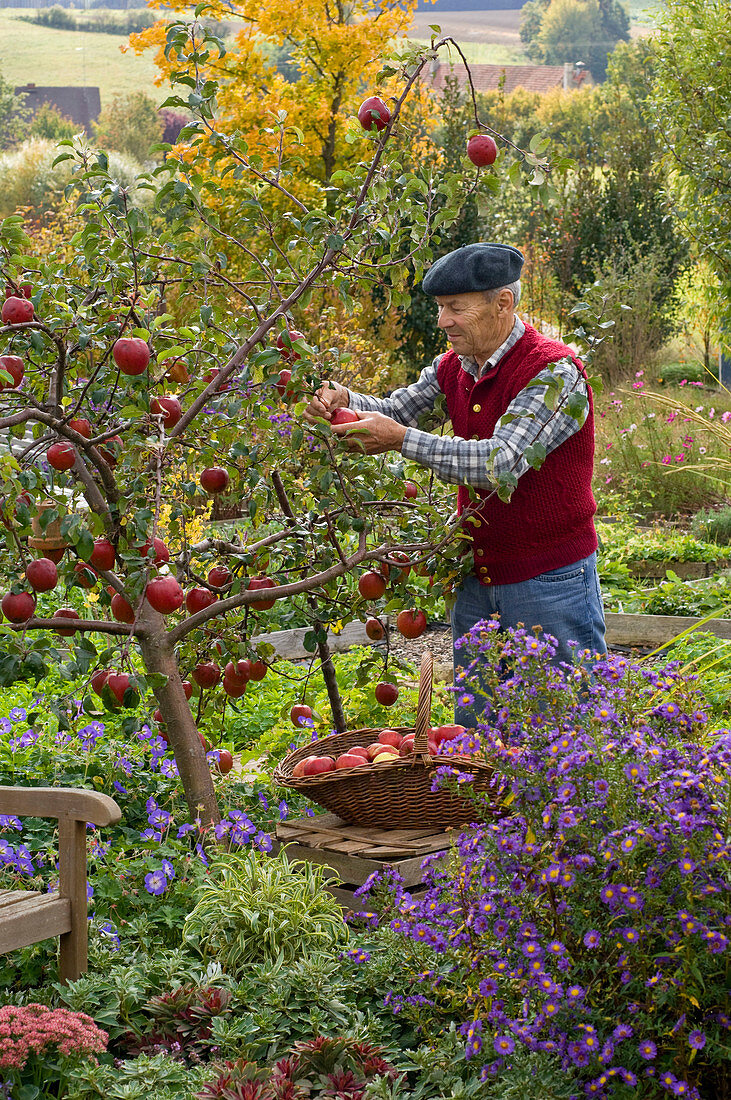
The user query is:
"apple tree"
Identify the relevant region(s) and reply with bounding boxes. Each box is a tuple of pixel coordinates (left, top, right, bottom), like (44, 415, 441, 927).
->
(0, 21, 564, 829)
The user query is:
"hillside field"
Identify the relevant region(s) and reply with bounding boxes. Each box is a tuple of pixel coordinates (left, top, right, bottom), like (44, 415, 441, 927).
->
(0, 8, 163, 106)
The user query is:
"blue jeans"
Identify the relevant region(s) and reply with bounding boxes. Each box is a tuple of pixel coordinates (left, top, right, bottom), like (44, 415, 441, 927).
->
(451, 553, 607, 727)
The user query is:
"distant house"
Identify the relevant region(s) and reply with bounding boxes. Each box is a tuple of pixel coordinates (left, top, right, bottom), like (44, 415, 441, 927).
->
(429, 62, 591, 97)
(14, 84, 102, 132)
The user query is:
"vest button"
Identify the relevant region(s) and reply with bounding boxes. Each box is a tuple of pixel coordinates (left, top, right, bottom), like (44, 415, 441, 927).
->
(472, 434, 480, 441)
(472, 403, 481, 413)
(479, 567, 489, 575)
(473, 519, 482, 528)
(476, 549, 484, 557)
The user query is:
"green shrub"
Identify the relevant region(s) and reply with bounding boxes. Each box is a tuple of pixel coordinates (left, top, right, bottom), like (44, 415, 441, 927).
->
(183, 848, 348, 974)
(655, 360, 711, 386)
(692, 505, 731, 545)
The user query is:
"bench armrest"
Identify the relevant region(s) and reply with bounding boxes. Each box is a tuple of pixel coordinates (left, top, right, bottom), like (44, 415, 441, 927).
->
(0, 787, 121, 827)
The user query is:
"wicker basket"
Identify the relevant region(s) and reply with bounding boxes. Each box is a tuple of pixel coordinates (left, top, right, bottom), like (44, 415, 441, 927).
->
(273, 652, 497, 828)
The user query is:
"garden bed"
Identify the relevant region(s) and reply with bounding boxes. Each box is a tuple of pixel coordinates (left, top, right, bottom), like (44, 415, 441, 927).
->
(605, 611, 731, 646)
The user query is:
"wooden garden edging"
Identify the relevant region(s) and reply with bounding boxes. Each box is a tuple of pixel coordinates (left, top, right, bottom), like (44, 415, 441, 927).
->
(0, 787, 121, 983)
(605, 613, 731, 647)
(627, 561, 727, 580)
(252, 618, 383, 660)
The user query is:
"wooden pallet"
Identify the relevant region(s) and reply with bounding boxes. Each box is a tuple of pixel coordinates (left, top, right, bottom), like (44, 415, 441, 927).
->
(274, 813, 458, 910)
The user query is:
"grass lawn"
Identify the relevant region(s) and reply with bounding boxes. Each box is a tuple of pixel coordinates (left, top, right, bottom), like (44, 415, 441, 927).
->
(0, 8, 164, 107)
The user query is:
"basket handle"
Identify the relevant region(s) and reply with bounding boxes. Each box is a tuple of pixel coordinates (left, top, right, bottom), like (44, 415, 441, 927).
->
(414, 650, 434, 754)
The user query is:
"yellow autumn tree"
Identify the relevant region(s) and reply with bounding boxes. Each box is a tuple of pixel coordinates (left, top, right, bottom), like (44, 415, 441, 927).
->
(130, 0, 431, 186)
(129, 0, 440, 380)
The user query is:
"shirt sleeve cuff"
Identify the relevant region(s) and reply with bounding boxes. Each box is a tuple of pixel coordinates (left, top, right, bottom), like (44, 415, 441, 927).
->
(401, 426, 430, 461)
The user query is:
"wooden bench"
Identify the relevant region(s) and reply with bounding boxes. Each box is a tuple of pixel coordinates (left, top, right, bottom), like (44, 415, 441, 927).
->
(0, 786, 121, 983)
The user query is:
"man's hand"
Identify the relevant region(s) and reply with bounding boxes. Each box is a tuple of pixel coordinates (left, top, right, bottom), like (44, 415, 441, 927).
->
(331, 410, 407, 455)
(304, 381, 350, 423)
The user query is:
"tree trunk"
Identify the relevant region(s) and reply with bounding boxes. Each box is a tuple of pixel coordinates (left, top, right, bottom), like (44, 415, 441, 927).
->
(136, 608, 221, 828)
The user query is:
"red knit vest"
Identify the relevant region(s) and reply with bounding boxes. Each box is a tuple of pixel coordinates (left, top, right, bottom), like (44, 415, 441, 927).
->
(436, 323, 598, 585)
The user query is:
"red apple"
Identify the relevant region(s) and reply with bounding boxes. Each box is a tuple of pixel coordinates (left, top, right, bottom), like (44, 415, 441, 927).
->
(107, 672, 134, 706)
(145, 575, 184, 614)
(166, 359, 190, 385)
(467, 133, 498, 167)
(249, 659, 267, 681)
(330, 407, 360, 427)
(111, 592, 135, 623)
(26, 557, 58, 592)
(372, 746, 400, 762)
(336, 752, 368, 769)
(432, 724, 467, 746)
(200, 467, 230, 494)
(358, 96, 391, 132)
(247, 575, 277, 610)
(199, 732, 212, 752)
(274, 368, 293, 398)
(399, 734, 415, 755)
(290, 703, 313, 727)
(150, 395, 182, 428)
(138, 537, 170, 566)
(153, 708, 164, 724)
(302, 756, 336, 776)
(207, 564, 232, 589)
(216, 749, 234, 775)
(47, 442, 76, 471)
(348, 746, 370, 760)
(5, 283, 32, 300)
(222, 671, 247, 698)
(366, 741, 387, 761)
(73, 562, 98, 589)
(276, 329, 304, 362)
(43, 547, 65, 564)
(236, 658, 252, 682)
(1, 590, 36, 622)
(404, 481, 418, 499)
(90, 669, 109, 695)
(112, 337, 150, 376)
(53, 607, 80, 636)
(358, 570, 387, 600)
(193, 661, 221, 689)
(90, 538, 115, 572)
(0, 355, 24, 390)
(377, 728, 403, 748)
(98, 435, 122, 466)
(375, 681, 399, 706)
(396, 608, 427, 639)
(365, 616, 386, 641)
(186, 586, 217, 615)
(182, 680, 193, 700)
(1, 296, 34, 325)
(68, 418, 92, 439)
(380, 551, 412, 583)
(292, 755, 319, 778)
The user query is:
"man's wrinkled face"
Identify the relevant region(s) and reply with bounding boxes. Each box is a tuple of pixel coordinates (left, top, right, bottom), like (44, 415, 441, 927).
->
(435, 290, 511, 364)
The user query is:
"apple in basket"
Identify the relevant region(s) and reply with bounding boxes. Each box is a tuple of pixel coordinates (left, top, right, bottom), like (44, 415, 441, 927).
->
(348, 746, 370, 760)
(292, 755, 319, 778)
(372, 746, 400, 763)
(400, 734, 439, 755)
(377, 729, 403, 749)
(335, 752, 369, 769)
(431, 724, 467, 746)
(302, 756, 336, 776)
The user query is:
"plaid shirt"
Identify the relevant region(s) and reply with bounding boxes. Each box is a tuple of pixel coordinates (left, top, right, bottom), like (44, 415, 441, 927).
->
(348, 317, 589, 488)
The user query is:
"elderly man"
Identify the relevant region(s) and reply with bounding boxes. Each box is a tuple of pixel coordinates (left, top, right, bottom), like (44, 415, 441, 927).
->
(305, 242, 606, 720)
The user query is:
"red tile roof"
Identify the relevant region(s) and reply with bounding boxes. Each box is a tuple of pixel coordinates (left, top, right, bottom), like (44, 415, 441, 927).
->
(429, 62, 586, 96)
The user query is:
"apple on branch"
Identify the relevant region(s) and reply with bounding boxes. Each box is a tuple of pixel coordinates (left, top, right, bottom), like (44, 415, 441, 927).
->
(467, 134, 498, 167)
(1, 296, 34, 325)
(0, 355, 24, 390)
(112, 337, 150, 376)
(200, 467, 230, 494)
(357, 96, 391, 132)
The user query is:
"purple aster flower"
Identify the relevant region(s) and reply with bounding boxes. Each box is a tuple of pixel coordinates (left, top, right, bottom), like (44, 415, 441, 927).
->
(613, 1023, 633, 1040)
(144, 869, 167, 896)
(583, 930, 601, 948)
(688, 1030, 705, 1050)
(493, 1035, 514, 1055)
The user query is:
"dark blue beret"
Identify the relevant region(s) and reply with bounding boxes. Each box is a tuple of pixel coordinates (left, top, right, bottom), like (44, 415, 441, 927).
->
(421, 243, 524, 297)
